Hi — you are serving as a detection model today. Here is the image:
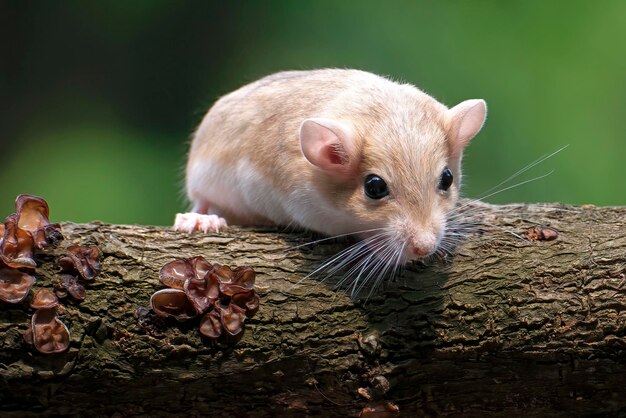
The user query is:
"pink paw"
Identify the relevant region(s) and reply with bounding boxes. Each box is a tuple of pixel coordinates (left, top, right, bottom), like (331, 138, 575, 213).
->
(174, 213, 228, 233)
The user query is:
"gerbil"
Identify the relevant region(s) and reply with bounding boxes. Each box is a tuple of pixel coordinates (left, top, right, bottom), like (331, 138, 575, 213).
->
(175, 69, 486, 265)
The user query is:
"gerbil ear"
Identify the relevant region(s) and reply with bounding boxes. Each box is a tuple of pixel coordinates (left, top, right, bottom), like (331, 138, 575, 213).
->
(447, 99, 487, 153)
(299, 118, 358, 177)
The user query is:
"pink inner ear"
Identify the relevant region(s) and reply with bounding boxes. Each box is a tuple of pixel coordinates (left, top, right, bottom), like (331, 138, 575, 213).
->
(299, 118, 357, 176)
(328, 143, 348, 165)
(448, 99, 487, 153)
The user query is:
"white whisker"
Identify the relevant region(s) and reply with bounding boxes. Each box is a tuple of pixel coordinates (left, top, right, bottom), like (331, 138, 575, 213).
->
(285, 227, 385, 251)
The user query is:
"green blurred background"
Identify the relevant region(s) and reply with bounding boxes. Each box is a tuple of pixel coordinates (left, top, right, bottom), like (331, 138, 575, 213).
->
(1, 1, 625, 226)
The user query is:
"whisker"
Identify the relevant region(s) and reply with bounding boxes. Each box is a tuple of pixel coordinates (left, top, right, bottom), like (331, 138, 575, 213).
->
(353, 239, 397, 297)
(285, 227, 386, 251)
(334, 236, 391, 291)
(296, 232, 391, 296)
(476, 145, 569, 199)
(456, 170, 554, 212)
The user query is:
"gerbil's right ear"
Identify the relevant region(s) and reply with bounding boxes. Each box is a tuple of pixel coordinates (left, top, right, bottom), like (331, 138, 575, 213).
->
(447, 99, 487, 155)
(299, 118, 359, 178)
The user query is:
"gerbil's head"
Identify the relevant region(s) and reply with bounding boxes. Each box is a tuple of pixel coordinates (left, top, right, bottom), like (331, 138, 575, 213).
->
(299, 94, 486, 265)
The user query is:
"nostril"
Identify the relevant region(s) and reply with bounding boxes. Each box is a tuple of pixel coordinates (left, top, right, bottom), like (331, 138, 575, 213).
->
(411, 246, 430, 257)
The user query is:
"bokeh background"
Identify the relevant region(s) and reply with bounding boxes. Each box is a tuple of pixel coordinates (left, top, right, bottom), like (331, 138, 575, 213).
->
(2, 1, 625, 226)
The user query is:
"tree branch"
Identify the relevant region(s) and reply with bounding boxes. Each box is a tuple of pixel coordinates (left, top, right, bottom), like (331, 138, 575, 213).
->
(1, 201, 625, 417)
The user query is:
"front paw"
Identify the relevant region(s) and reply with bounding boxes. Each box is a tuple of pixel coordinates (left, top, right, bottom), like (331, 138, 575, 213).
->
(174, 213, 228, 233)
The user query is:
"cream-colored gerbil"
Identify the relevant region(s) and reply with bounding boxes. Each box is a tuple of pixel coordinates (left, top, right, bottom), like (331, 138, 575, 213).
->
(175, 69, 486, 264)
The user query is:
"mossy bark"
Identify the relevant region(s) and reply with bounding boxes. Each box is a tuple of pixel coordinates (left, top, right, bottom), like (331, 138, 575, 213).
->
(0, 202, 625, 417)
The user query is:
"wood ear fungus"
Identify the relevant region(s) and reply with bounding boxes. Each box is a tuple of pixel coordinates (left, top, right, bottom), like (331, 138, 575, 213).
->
(15, 194, 62, 249)
(30, 308, 70, 354)
(159, 256, 212, 290)
(198, 309, 222, 339)
(30, 288, 59, 309)
(0, 194, 73, 355)
(150, 256, 260, 342)
(0, 267, 36, 304)
(55, 274, 86, 301)
(0, 194, 63, 269)
(0, 213, 37, 269)
(59, 245, 101, 281)
(150, 289, 197, 321)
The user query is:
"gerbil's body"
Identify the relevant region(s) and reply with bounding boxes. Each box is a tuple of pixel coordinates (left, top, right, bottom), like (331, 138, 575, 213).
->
(177, 69, 486, 264)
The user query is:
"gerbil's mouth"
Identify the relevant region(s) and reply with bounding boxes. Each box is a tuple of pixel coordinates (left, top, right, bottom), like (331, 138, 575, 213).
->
(404, 243, 437, 261)
(357, 229, 439, 263)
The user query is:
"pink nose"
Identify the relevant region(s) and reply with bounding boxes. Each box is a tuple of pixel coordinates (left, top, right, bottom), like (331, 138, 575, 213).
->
(411, 245, 431, 258)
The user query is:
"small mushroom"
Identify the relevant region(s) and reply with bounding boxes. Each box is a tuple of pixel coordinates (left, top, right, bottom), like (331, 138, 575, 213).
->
(150, 288, 197, 321)
(31, 308, 70, 354)
(159, 256, 213, 290)
(159, 258, 190, 289)
(23, 327, 33, 345)
(184, 273, 220, 315)
(15, 194, 62, 249)
(31, 288, 59, 309)
(216, 265, 256, 296)
(199, 308, 222, 339)
(15, 194, 50, 232)
(58, 245, 101, 280)
(218, 301, 246, 340)
(189, 256, 213, 279)
(31, 223, 63, 250)
(232, 266, 256, 289)
(0, 267, 36, 304)
(56, 274, 86, 301)
(232, 290, 260, 317)
(0, 214, 36, 269)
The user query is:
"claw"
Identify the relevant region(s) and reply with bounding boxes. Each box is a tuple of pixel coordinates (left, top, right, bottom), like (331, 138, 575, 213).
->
(174, 213, 228, 233)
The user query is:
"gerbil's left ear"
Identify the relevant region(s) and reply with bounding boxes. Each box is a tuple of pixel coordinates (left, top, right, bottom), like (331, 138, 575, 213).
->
(447, 99, 487, 153)
(299, 118, 359, 179)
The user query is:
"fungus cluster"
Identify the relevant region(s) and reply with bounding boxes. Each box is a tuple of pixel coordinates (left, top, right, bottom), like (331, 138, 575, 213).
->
(0, 194, 61, 304)
(150, 256, 259, 341)
(23, 288, 70, 354)
(54, 245, 101, 301)
(0, 194, 101, 354)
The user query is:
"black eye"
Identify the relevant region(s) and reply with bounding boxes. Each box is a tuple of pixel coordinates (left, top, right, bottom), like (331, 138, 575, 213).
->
(364, 174, 389, 199)
(439, 167, 453, 191)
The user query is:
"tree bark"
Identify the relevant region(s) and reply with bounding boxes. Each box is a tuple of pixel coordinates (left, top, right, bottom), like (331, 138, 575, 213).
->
(0, 201, 625, 417)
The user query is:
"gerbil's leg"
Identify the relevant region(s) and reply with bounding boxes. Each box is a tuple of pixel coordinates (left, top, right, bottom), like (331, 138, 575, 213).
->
(173, 201, 228, 233)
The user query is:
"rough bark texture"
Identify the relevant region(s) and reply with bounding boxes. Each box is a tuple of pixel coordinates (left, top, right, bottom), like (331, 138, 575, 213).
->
(0, 202, 625, 417)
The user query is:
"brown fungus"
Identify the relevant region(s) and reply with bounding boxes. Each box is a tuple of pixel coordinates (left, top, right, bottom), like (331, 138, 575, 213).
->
(199, 308, 222, 339)
(0, 213, 36, 269)
(15, 194, 62, 249)
(31, 288, 59, 309)
(55, 274, 86, 301)
(59, 245, 101, 281)
(159, 258, 190, 289)
(218, 265, 256, 297)
(525, 225, 559, 242)
(184, 271, 220, 315)
(218, 302, 246, 340)
(150, 288, 197, 321)
(31, 308, 70, 354)
(232, 290, 260, 317)
(150, 257, 259, 342)
(0, 267, 36, 304)
(159, 256, 213, 289)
